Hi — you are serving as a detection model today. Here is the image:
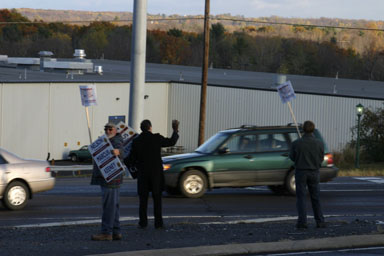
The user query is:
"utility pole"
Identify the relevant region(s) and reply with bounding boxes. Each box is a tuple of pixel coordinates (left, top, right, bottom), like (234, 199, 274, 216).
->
(129, 0, 147, 132)
(198, 0, 210, 146)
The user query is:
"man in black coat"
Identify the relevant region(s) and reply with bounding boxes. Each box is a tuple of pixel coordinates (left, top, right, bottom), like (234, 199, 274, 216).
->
(127, 119, 179, 229)
(289, 120, 325, 229)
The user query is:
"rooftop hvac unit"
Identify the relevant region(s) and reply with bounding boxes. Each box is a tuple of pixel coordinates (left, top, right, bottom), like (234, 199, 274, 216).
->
(94, 65, 103, 75)
(73, 49, 86, 59)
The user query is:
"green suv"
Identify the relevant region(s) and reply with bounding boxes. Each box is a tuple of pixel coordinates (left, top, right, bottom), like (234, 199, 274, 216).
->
(68, 145, 91, 162)
(162, 124, 338, 198)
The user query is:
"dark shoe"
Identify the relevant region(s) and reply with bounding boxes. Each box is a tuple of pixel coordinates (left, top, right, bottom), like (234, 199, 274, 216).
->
(112, 233, 122, 240)
(155, 219, 164, 229)
(91, 233, 112, 241)
(316, 222, 327, 228)
(137, 224, 147, 229)
(296, 223, 308, 229)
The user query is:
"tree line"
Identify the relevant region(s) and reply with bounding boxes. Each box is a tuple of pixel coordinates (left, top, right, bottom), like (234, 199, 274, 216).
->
(1, 9, 384, 81)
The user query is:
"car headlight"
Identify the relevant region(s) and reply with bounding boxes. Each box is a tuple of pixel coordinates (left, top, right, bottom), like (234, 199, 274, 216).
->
(163, 164, 172, 171)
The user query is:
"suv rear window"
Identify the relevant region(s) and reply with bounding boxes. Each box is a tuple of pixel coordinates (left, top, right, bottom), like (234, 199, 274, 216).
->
(288, 132, 300, 143)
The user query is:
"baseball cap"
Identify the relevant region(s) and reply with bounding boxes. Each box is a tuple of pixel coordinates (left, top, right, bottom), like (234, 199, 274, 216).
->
(104, 122, 117, 129)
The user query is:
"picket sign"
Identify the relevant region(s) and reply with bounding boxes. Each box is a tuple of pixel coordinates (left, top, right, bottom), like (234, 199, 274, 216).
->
(116, 121, 138, 158)
(276, 81, 301, 138)
(79, 85, 98, 143)
(88, 134, 125, 182)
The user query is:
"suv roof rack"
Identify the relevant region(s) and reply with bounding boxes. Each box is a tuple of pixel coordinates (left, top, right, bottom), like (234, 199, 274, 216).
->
(226, 124, 303, 131)
(286, 123, 303, 127)
(239, 125, 258, 129)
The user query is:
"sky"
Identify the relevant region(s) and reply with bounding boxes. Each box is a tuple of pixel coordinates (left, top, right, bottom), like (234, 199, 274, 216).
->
(2, 0, 384, 21)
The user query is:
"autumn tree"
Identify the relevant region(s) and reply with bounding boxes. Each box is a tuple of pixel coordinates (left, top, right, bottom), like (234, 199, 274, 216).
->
(351, 107, 384, 162)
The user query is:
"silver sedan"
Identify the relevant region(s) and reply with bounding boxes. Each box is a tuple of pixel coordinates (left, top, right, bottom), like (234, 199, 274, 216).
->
(0, 148, 55, 210)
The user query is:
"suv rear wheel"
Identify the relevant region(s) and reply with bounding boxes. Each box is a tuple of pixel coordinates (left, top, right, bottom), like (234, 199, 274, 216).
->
(179, 170, 207, 198)
(285, 171, 296, 195)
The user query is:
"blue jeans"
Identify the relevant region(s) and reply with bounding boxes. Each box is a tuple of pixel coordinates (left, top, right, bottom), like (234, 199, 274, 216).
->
(295, 170, 324, 225)
(100, 186, 120, 235)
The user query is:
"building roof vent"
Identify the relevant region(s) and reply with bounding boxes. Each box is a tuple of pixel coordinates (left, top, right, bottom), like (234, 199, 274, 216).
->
(38, 51, 54, 57)
(94, 65, 103, 75)
(73, 49, 86, 59)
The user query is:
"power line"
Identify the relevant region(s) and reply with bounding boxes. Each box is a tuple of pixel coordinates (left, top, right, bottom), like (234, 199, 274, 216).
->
(0, 16, 383, 32)
(212, 17, 384, 32)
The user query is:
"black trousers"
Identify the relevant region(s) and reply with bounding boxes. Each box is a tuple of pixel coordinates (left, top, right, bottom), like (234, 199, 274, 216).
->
(139, 191, 163, 227)
(295, 169, 324, 225)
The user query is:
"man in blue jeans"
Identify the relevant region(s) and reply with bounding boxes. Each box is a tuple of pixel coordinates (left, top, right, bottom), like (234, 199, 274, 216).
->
(91, 122, 124, 241)
(289, 120, 326, 229)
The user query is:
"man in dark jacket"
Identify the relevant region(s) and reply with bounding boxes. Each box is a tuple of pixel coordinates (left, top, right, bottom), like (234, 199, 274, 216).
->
(127, 119, 179, 229)
(289, 120, 325, 229)
(91, 122, 124, 241)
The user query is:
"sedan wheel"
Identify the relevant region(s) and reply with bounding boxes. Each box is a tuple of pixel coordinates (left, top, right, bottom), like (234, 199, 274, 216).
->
(3, 181, 29, 210)
(179, 170, 207, 198)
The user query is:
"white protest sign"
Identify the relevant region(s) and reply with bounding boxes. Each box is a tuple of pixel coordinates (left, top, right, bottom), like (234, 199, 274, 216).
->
(88, 134, 125, 182)
(79, 85, 97, 107)
(276, 80, 301, 138)
(277, 81, 296, 104)
(116, 122, 138, 158)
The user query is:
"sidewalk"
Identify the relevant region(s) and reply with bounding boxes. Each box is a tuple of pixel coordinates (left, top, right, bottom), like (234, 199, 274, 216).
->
(92, 234, 384, 256)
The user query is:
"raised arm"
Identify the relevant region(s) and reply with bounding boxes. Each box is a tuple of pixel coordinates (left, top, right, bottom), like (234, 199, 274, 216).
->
(160, 120, 180, 147)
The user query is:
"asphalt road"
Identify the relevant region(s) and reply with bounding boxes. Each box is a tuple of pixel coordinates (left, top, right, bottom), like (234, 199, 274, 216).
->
(1, 176, 383, 228)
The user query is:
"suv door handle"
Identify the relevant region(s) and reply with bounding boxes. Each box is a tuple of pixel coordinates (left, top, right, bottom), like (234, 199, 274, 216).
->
(281, 153, 289, 157)
(244, 155, 253, 159)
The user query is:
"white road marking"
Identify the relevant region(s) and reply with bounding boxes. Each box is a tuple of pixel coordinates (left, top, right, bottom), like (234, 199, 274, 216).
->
(13, 215, 225, 228)
(201, 215, 346, 225)
(202, 216, 298, 224)
(321, 189, 384, 192)
(353, 177, 384, 184)
(14, 216, 137, 228)
(11, 213, 383, 229)
(13, 215, 343, 229)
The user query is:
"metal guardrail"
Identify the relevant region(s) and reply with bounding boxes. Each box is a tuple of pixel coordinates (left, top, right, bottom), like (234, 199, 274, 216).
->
(51, 165, 93, 176)
(51, 165, 93, 172)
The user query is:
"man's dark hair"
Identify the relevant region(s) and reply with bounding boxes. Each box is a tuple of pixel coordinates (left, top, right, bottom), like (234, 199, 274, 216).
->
(140, 119, 152, 132)
(303, 120, 315, 133)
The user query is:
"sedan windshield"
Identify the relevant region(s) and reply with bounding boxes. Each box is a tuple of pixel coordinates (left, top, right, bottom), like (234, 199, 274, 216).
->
(195, 132, 230, 154)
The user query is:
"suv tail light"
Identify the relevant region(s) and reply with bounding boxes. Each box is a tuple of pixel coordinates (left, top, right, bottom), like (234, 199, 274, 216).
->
(45, 167, 51, 172)
(324, 153, 334, 167)
(163, 164, 171, 171)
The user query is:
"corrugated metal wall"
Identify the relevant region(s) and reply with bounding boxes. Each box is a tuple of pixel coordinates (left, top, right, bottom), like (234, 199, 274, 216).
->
(0, 82, 169, 160)
(169, 82, 384, 153)
(0, 80, 382, 159)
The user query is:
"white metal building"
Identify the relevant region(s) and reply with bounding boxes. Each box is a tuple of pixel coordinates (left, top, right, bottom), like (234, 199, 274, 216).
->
(0, 58, 383, 160)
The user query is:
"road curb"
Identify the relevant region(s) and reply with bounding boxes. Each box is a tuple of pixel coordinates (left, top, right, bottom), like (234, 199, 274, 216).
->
(90, 234, 384, 256)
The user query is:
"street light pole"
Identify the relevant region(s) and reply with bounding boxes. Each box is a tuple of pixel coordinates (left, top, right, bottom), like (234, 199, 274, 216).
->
(355, 103, 364, 169)
(129, 0, 147, 132)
